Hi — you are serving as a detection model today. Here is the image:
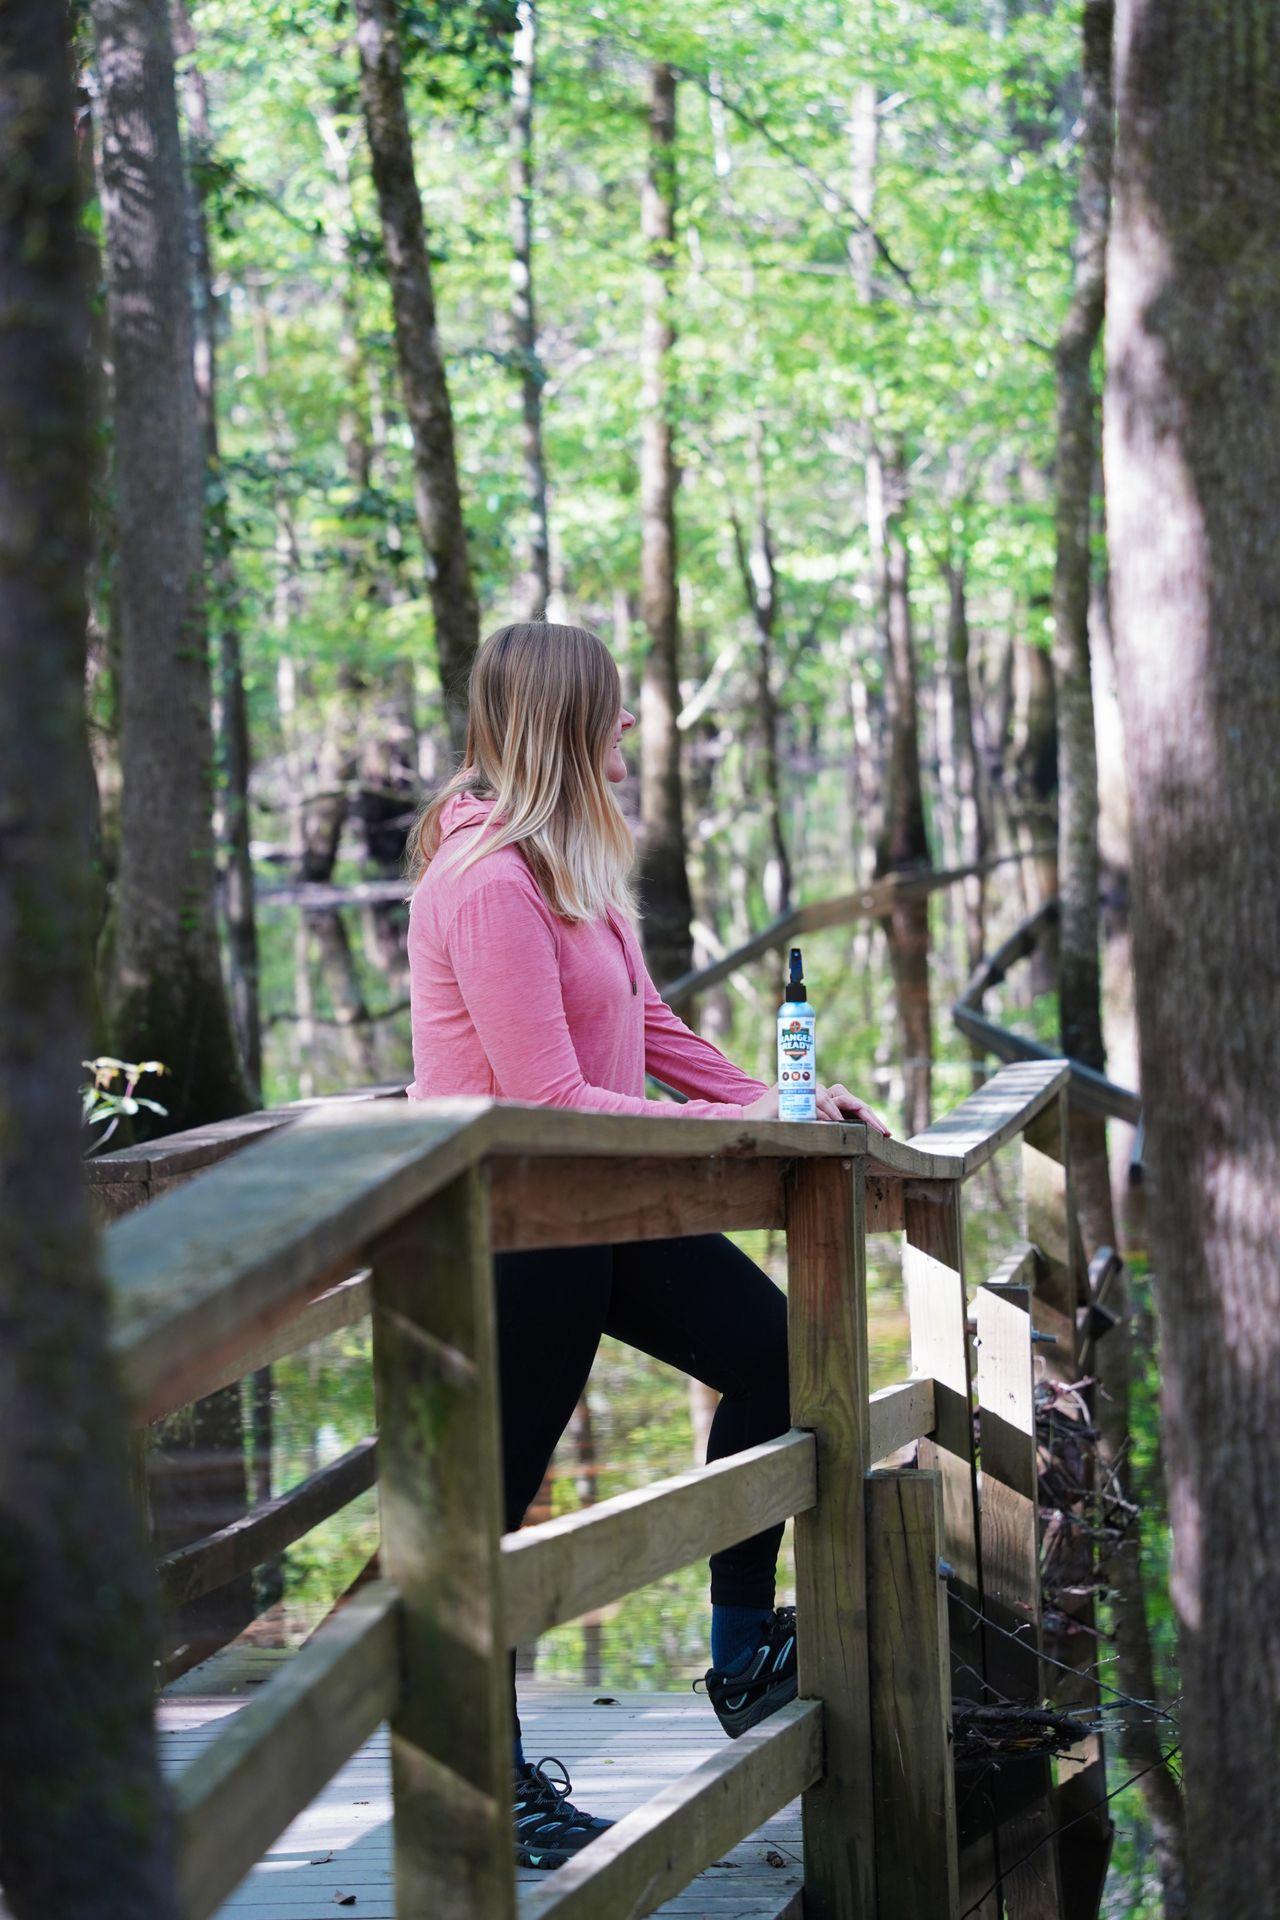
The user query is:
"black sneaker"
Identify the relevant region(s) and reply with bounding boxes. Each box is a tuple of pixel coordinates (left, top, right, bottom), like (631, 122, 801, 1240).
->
(514, 1756, 613, 1870)
(700, 1605, 799, 1739)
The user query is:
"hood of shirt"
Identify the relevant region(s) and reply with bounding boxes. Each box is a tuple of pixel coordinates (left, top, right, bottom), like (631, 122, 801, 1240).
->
(437, 790, 501, 840)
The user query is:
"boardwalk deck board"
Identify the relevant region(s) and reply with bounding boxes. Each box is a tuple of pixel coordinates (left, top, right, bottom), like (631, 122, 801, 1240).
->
(142, 1649, 802, 1920)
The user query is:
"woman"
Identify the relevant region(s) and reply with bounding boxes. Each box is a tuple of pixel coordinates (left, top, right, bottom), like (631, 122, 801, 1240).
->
(406, 621, 889, 1869)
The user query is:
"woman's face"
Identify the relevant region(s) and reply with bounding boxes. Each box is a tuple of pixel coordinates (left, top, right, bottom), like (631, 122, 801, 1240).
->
(606, 706, 636, 784)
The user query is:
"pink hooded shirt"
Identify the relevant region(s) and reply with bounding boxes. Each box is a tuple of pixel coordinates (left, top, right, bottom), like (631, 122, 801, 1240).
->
(406, 793, 768, 1119)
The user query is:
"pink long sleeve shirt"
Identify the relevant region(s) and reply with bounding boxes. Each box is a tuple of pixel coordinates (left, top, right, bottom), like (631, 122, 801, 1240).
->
(406, 793, 768, 1119)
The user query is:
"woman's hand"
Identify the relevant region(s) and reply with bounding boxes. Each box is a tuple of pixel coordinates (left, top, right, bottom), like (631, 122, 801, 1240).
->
(817, 1082, 893, 1134)
(740, 1081, 892, 1135)
(742, 1082, 781, 1120)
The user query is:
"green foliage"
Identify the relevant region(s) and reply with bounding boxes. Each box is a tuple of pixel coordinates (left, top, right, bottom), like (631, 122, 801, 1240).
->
(82, 1057, 170, 1152)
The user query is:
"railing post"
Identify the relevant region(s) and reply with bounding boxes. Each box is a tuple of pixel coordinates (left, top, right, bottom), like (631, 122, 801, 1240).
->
(1022, 1098, 1110, 1915)
(904, 1179, 999, 1919)
(976, 1276, 1064, 1918)
(787, 1155, 876, 1920)
(369, 1164, 516, 1920)
(866, 1467, 959, 1918)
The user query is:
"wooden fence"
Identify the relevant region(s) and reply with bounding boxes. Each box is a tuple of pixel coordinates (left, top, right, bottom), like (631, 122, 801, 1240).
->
(97, 1057, 1112, 1920)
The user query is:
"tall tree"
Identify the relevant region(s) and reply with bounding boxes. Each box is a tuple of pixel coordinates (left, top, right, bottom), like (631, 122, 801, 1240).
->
(1052, 0, 1112, 1243)
(941, 557, 989, 975)
(94, 0, 254, 1667)
(873, 462, 934, 1137)
(353, 0, 480, 752)
(173, 0, 263, 1104)
(508, 0, 550, 621)
(637, 61, 694, 986)
(93, 0, 250, 1133)
(848, 69, 933, 1134)
(1105, 4, 1280, 1914)
(0, 9, 175, 1912)
(1052, 16, 1189, 1902)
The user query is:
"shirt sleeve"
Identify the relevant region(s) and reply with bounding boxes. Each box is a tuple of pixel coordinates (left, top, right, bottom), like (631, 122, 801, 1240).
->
(445, 876, 756, 1119)
(642, 963, 769, 1107)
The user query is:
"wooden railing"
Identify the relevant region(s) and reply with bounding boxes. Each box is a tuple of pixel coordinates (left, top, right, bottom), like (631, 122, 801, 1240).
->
(99, 1057, 1111, 1920)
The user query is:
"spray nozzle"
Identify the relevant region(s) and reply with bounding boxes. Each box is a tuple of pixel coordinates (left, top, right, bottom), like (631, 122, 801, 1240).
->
(786, 947, 807, 1002)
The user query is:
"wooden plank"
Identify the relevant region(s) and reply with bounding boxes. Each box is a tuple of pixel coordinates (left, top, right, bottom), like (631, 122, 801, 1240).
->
(88, 1177, 152, 1222)
(906, 1059, 1070, 1176)
(490, 1153, 786, 1251)
(976, 1282, 1063, 1920)
(904, 1180, 998, 1916)
(987, 1239, 1040, 1293)
(502, 1430, 815, 1645)
(865, 1470, 959, 1919)
(109, 1100, 496, 1423)
(950, 1005, 1142, 1125)
(868, 1376, 935, 1463)
(522, 1699, 823, 1920)
(1022, 1100, 1110, 1915)
(108, 1097, 965, 1429)
(132, 1270, 373, 1429)
(370, 1166, 516, 1920)
(157, 1436, 378, 1608)
(173, 1581, 400, 1920)
(786, 1157, 875, 1920)
(904, 1184, 981, 1617)
(86, 1081, 406, 1187)
(864, 1173, 904, 1233)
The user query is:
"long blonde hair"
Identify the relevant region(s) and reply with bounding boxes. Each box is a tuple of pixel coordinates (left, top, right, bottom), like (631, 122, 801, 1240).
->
(408, 622, 637, 923)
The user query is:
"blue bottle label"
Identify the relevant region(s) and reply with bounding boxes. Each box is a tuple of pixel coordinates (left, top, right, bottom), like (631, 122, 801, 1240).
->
(777, 1010, 817, 1121)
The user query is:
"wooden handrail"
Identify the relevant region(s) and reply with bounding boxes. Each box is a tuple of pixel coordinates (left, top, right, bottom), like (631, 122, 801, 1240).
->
(106, 1065, 1057, 1427)
(523, 1699, 824, 1918)
(98, 1057, 1107, 1920)
(905, 1057, 1069, 1175)
(174, 1580, 400, 1920)
(155, 1436, 378, 1608)
(503, 1431, 816, 1646)
(106, 1101, 968, 1423)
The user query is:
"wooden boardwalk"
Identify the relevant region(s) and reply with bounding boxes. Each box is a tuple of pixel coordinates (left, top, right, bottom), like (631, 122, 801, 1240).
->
(158, 1646, 802, 1920)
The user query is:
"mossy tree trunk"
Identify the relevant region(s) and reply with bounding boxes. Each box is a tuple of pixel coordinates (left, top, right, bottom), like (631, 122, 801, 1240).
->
(93, 0, 250, 1135)
(1105, 3, 1280, 1912)
(94, 0, 254, 1668)
(637, 61, 694, 987)
(0, 10, 176, 1912)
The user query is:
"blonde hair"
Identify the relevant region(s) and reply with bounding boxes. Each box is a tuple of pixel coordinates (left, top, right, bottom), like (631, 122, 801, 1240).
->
(407, 622, 636, 924)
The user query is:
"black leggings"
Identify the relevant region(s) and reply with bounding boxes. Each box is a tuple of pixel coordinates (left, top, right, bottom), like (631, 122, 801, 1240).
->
(496, 1233, 791, 1617)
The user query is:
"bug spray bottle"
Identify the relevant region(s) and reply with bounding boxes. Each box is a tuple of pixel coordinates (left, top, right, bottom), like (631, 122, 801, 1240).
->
(777, 947, 817, 1121)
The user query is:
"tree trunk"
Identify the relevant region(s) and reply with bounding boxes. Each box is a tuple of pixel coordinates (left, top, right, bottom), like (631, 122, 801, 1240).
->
(309, 909, 379, 1085)
(316, 100, 422, 866)
(1052, 0, 1111, 1113)
(637, 62, 694, 986)
(173, 0, 262, 1105)
(353, 0, 479, 752)
(93, 0, 250, 1135)
(1012, 634, 1060, 991)
(730, 426, 792, 916)
(874, 471, 933, 1138)
(0, 10, 176, 1909)
(942, 559, 988, 974)
(1105, 5, 1280, 1913)
(509, 0, 550, 621)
